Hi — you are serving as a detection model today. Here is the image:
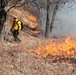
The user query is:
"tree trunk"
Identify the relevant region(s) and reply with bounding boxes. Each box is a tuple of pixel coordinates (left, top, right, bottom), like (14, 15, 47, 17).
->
(0, 0, 7, 42)
(45, 0, 59, 38)
(50, 3, 59, 33)
(45, 0, 51, 38)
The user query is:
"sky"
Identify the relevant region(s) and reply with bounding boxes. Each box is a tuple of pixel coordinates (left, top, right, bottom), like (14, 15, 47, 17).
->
(52, 1, 76, 37)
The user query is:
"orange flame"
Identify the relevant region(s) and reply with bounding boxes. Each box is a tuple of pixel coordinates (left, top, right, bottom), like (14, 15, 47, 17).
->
(9, 7, 39, 29)
(30, 37, 76, 64)
(27, 14, 39, 28)
(27, 14, 37, 22)
(32, 37, 76, 59)
(33, 30, 41, 34)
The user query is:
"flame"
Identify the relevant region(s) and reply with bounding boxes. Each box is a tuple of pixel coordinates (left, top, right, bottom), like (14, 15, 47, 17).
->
(9, 7, 39, 29)
(27, 14, 37, 22)
(33, 30, 41, 34)
(31, 37, 76, 63)
(27, 14, 39, 28)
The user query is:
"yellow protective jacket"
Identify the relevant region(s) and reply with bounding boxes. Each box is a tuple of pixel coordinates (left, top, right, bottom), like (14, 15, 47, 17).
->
(12, 20, 21, 32)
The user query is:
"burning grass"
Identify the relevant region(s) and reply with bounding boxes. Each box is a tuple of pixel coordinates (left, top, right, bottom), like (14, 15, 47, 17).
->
(9, 7, 39, 29)
(30, 37, 76, 64)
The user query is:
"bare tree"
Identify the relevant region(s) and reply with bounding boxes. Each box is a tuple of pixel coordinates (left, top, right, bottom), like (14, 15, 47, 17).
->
(0, 0, 32, 42)
(0, 0, 7, 41)
(45, 0, 75, 38)
(0, 0, 75, 41)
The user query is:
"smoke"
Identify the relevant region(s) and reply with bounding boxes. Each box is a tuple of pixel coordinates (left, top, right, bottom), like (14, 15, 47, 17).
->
(39, 2, 76, 37)
(52, 3, 76, 37)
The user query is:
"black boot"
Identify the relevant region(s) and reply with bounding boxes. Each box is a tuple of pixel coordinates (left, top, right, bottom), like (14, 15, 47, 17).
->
(15, 37, 21, 42)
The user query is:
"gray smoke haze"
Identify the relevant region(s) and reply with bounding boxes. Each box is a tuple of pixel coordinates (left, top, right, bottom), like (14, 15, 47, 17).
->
(39, 1, 76, 37)
(52, 2, 76, 37)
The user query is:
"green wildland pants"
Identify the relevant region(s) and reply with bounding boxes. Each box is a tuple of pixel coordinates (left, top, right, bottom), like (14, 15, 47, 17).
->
(13, 30, 21, 42)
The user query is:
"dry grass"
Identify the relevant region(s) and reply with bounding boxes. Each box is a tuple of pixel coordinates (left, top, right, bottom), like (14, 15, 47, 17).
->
(0, 32, 76, 75)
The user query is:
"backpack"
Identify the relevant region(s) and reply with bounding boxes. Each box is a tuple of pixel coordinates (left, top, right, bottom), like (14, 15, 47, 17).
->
(21, 22, 23, 30)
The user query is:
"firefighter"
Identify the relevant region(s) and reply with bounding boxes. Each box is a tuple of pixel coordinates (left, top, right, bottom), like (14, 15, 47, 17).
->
(10, 16, 21, 42)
